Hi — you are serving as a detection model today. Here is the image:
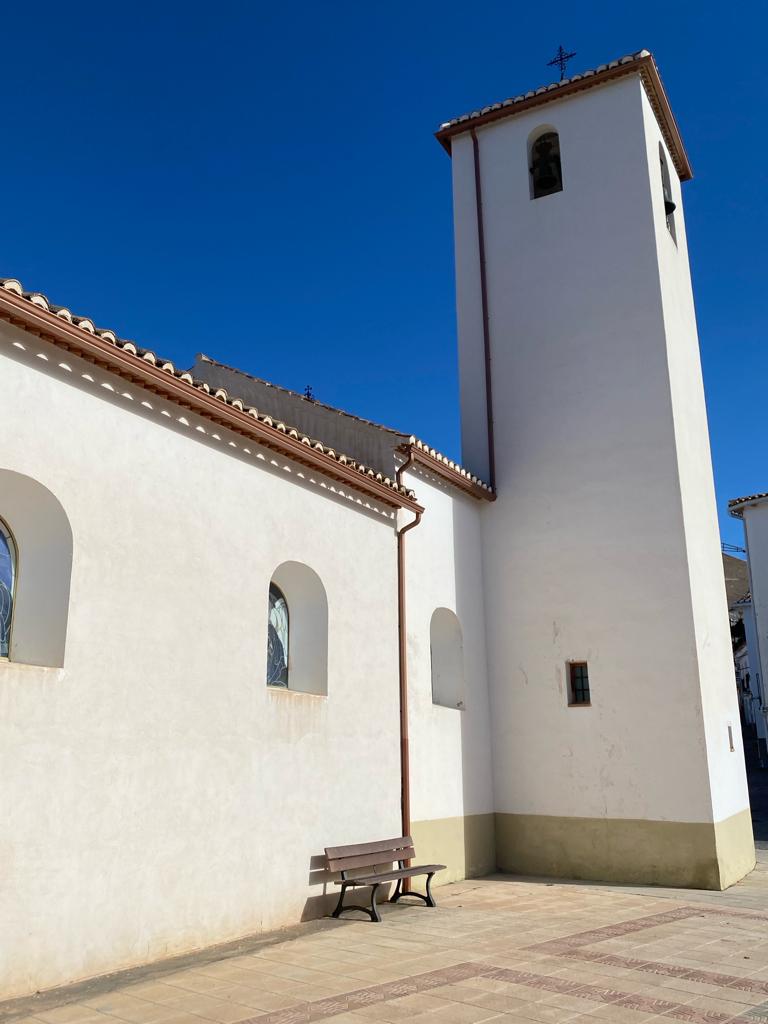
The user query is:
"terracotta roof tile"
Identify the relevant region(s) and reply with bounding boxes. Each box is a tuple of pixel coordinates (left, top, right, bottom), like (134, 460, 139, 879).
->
(729, 493, 768, 517)
(0, 278, 493, 501)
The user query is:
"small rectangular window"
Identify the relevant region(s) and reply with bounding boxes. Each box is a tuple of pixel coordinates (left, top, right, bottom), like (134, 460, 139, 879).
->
(568, 662, 591, 706)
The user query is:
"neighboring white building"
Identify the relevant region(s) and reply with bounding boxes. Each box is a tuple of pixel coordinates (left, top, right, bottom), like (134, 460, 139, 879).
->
(730, 494, 768, 758)
(0, 49, 754, 1001)
(734, 636, 752, 719)
(731, 605, 766, 761)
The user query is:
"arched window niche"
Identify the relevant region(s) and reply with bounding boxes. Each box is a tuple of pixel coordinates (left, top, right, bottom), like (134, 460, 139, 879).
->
(430, 608, 465, 709)
(266, 561, 328, 695)
(0, 469, 73, 668)
(659, 143, 677, 243)
(529, 126, 563, 200)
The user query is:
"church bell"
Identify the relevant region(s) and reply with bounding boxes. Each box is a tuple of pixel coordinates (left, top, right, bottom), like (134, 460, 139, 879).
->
(530, 134, 562, 196)
(663, 184, 676, 217)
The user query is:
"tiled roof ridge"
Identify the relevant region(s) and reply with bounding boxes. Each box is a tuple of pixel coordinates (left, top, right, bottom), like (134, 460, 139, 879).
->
(197, 356, 494, 495)
(0, 278, 493, 500)
(435, 49, 692, 182)
(438, 50, 650, 130)
(195, 353, 408, 439)
(729, 492, 768, 517)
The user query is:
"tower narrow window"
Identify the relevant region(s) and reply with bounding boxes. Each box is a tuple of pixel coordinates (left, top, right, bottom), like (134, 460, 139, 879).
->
(530, 130, 563, 199)
(0, 518, 16, 659)
(266, 582, 289, 687)
(568, 661, 591, 706)
(659, 144, 677, 243)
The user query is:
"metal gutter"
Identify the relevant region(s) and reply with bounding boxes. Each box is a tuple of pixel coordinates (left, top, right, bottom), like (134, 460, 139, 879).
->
(399, 444, 494, 501)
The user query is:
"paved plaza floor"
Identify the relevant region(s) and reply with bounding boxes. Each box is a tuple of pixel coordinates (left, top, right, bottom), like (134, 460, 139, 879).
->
(6, 843, 768, 1024)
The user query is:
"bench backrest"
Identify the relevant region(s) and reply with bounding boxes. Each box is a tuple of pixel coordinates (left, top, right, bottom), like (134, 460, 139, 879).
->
(325, 836, 415, 874)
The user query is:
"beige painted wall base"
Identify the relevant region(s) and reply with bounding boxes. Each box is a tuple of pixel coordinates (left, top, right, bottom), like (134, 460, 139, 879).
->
(495, 809, 755, 890)
(714, 808, 757, 889)
(411, 814, 496, 884)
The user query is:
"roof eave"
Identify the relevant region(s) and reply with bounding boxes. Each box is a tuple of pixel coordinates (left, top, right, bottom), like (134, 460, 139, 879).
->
(435, 52, 692, 182)
(729, 495, 768, 519)
(398, 444, 495, 501)
(0, 288, 422, 514)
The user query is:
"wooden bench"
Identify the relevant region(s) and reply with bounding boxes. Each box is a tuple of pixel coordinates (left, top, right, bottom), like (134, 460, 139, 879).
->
(325, 836, 445, 923)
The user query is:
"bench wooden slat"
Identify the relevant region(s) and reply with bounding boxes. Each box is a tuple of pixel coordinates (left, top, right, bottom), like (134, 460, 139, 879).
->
(325, 836, 413, 861)
(334, 864, 445, 886)
(328, 847, 416, 873)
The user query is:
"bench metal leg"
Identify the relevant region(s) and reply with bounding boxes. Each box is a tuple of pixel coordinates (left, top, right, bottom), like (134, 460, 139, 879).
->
(425, 871, 436, 908)
(388, 873, 437, 908)
(332, 883, 349, 919)
(332, 883, 382, 923)
(370, 883, 382, 922)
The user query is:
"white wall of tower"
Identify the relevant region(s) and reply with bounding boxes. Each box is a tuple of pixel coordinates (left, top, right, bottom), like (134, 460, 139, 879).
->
(451, 75, 751, 832)
(639, 93, 750, 823)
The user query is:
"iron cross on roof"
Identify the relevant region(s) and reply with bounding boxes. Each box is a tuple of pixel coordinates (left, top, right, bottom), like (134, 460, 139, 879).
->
(547, 45, 577, 81)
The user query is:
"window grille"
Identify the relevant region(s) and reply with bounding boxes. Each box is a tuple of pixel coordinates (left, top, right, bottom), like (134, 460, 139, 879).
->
(568, 662, 591, 705)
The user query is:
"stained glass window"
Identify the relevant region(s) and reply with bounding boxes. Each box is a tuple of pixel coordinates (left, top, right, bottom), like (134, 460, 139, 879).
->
(267, 583, 289, 687)
(0, 519, 16, 659)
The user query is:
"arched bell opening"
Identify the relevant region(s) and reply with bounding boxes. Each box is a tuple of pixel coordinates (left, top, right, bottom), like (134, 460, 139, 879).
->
(659, 143, 677, 243)
(528, 126, 563, 199)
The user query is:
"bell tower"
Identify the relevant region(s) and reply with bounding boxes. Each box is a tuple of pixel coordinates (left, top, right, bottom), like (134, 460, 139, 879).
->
(438, 51, 755, 888)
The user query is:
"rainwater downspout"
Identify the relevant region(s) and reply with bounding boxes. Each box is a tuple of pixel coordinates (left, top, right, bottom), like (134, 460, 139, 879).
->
(396, 448, 423, 887)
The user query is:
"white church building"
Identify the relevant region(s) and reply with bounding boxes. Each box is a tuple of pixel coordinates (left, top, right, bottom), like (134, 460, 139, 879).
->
(0, 50, 755, 1001)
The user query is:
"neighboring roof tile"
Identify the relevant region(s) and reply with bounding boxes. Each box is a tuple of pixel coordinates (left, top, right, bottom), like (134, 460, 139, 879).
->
(0, 278, 493, 502)
(729, 493, 768, 517)
(435, 50, 692, 181)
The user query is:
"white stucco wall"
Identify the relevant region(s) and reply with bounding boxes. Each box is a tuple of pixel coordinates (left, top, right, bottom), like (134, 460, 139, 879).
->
(451, 74, 749, 827)
(400, 467, 494, 830)
(0, 327, 403, 998)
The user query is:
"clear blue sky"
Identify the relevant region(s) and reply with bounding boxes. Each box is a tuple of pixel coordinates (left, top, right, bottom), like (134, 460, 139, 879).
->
(2, 1, 765, 546)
